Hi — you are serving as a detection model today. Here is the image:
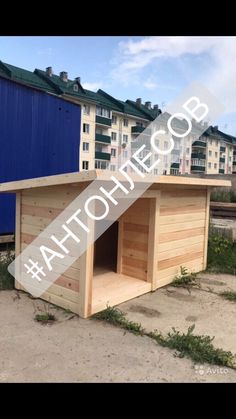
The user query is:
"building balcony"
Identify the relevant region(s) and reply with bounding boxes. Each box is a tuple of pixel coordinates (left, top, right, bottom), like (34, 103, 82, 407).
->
(131, 125, 145, 134)
(219, 169, 225, 174)
(192, 140, 206, 148)
(233, 150, 236, 156)
(95, 115, 112, 127)
(219, 157, 225, 163)
(191, 160, 206, 172)
(233, 161, 236, 166)
(191, 153, 206, 159)
(171, 162, 180, 169)
(95, 133, 111, 144)
(191, 166, 205, 172)
(220, 146, 226, 152)
(95, 151, 111, 161)
(131, 126, 152, 136)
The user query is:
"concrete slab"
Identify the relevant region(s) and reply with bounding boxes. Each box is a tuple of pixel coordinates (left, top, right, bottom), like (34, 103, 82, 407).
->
(1, 288, 236, 382)
(119, 273, 236, 353)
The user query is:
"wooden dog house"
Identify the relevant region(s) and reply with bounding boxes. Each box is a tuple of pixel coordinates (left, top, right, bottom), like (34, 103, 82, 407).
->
(0, 170, 230, 317)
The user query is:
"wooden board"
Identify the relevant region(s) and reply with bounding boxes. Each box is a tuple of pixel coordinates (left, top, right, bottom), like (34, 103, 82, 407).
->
(92, 268, 151, 315)
(0, 171, 230, 193)
(0, 234, 14, 244)
(18, 185, 84, 312)
(120, 199, 150, 281)
(153, 187, 207, 290)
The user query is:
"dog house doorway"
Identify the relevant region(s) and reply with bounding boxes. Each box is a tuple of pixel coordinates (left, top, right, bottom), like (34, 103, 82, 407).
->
(91, 199, 153, 315)
(93, 221, 119, 275)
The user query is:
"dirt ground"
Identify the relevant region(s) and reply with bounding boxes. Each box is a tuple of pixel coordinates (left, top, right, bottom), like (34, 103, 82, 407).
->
(0, 272, 236, 382)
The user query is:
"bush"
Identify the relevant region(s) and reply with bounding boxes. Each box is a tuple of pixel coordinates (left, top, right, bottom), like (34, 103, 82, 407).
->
(0, 251, 15, 290)
(208, 235, 232, 255)
(207, 234, 236, 275)
(211, 189, 236, 203)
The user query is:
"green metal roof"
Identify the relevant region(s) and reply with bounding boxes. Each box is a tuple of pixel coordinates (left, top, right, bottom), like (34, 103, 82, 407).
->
(0, 60, 162, 121)
(0, 60, 235, 146)
(0, 61, 58, 93)
(126, 99, 160, 120)
(205, 126, 236, 144)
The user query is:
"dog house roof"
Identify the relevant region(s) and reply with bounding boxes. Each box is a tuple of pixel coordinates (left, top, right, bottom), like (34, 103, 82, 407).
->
(0, 170, 231, 192)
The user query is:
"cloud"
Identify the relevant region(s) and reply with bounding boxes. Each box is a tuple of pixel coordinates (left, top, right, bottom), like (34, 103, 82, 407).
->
(112, 36, 236, 112)
(83, 81, 104, 91)
(143, 78, 177, 91)
(143, 80, 158, 90)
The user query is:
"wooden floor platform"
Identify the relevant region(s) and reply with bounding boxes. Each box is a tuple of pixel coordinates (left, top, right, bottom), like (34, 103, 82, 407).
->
(92, 266, 152, 314)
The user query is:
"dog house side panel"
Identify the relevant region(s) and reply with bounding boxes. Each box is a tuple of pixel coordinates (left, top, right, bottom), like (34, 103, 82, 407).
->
(119, 198, 150, 280)
(16, 184, 87, 314)
(154, 186, 208, 289)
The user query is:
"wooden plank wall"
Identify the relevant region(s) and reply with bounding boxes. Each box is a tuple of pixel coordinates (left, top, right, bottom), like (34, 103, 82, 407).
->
(18, 184, 87, 315)
(154, 186, 207, 289)
(120, 198, 150, 281)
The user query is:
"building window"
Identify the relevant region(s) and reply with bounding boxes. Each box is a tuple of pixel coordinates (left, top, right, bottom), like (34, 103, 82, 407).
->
(96, 127, 103, 135)
(136, 121, 143, 127)
(229, 156, 232, 162)
(123, 134, 128, 143)
(123, 118, 128, 127)
(83, 104, 90, 115)
(186, 147, 190, 155)
(208, 162, 211, 168)
(215, 152, 218, 158)
(209, 139, 213, 145)
(83, 142, 89, 152)
(112, 115, 117, 125)
(186, 160, 189, 166)
(111, 148, 116, 157)
(82, 161, 89, 170)
(96, 106, 111, 118)
(111, 132, 117, 141)
(214, 163, 217, 169)
(110, 164, 116, 171)
(73, 84, 79, 92)
(170, 168, 179, 175)
(209, 150, 212, 157)
(123, 150, 128, 158)
(95, 160, 109, 170)
(83, 123, 90, 134)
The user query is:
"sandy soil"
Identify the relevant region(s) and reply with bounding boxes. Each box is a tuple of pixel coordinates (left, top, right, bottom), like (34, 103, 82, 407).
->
(0, 273, 236, 382)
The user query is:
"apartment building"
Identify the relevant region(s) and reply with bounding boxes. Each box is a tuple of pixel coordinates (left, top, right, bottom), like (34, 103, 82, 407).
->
(0, 60, 235, 176)
(176, 125, 236, 176)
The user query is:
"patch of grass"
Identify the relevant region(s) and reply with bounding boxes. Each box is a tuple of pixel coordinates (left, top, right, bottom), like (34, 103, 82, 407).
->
(172, 266, 199, 289)
(0, 251, 15, 290)
(93, 306, 144, 335)
(149, 325, 236, 369)
(34, 313, 56, 324)
(64, 308, 73, 314)
(207, 235, 236, 275)
(94, 307, 236, 370)
(220, 291, 236, 302)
